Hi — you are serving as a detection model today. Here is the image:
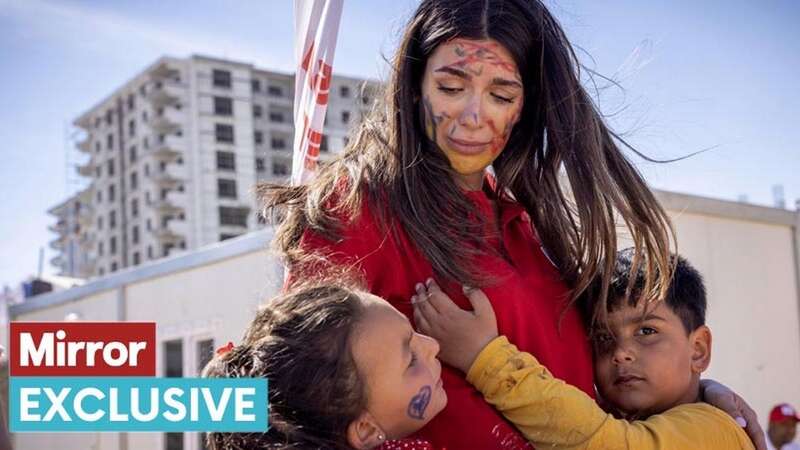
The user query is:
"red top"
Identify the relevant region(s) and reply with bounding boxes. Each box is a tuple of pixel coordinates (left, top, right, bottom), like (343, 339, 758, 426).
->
(296, 187, 594, 450)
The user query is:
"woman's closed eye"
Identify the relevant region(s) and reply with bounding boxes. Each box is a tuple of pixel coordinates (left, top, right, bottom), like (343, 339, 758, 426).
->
(437, 85, 462, 94)
(491, 93, 515, 104)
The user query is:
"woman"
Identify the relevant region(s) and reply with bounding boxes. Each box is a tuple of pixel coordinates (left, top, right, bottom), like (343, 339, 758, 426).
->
(261, 1, 763, 449)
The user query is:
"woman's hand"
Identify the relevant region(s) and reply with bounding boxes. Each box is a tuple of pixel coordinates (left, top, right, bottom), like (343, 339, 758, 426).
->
(700, 379, 766, 450)
(411, 279, 498, 373)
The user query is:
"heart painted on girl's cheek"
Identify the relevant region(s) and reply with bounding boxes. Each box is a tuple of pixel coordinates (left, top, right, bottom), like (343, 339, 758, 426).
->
(407, 385, 432, 420)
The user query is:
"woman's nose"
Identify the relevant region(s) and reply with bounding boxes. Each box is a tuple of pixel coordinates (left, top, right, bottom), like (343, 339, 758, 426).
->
(458, 97, 482, 129)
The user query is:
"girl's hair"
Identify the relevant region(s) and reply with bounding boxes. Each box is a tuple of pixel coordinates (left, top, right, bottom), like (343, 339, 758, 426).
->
(259, 0, 674, 328)
(203, 281, 369, 450)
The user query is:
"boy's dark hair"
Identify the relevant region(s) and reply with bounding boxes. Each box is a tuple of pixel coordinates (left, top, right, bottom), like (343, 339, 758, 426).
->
(608, 247, 706, 333)
(202, 280, 369, 450)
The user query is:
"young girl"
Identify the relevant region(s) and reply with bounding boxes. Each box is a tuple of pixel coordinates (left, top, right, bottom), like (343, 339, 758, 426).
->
(203, 281, 446, 450)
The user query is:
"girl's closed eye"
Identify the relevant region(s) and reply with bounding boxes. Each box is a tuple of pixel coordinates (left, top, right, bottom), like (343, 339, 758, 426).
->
(409, 349, 418, 368)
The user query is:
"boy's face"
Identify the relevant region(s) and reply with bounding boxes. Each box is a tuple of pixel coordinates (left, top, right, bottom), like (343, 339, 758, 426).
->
(593, 299, 711, 418)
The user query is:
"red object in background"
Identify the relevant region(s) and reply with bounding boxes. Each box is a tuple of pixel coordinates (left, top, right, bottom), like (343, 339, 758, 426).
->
(9, 322, 156, 376)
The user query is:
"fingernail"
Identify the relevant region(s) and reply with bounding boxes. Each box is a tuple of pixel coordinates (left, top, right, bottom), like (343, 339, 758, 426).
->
(426, 278, 434, 287)
(411, 296, 417, 304)
(463, 285, 473, 293)
(735, 416, 747, 427)
(416, 283, 424, 291)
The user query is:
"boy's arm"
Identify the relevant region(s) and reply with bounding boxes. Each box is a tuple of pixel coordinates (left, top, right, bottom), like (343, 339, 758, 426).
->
(411, 282, 754, 450)
(467, 335, 754, 450)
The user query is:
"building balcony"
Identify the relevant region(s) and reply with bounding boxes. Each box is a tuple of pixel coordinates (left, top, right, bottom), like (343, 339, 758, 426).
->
(149, 62, 181, 81)
(151, 136, 183, 162)
(77, 138, 92, 153)
(48, 220, 68, 234)
(77, 160, 94, 177)
(148, 162, 184, 188)
(146, 81, 182, 107)
(50, 255, 64, 268)
(152, 222, 184, 243)
(49, 237, 65, 251)
(152, 198, 184, 215)
(150, 111, 181, 134)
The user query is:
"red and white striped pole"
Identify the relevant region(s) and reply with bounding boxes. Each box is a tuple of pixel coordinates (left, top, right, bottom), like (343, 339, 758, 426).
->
(292, 0, 344, 185)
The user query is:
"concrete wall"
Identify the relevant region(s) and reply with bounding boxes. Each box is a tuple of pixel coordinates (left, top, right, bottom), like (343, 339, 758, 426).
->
(8, 191, 800, 450)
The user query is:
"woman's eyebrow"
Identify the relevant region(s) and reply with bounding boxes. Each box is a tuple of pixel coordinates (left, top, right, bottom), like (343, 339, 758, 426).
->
(492, 77, 522, 89)
(434, 66, 469, 79)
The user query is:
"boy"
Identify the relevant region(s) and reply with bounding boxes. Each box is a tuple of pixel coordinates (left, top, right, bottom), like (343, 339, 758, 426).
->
(412, 248, 753, 449)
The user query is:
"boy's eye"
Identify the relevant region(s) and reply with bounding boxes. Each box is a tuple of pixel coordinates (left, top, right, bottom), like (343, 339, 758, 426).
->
(593, 333, 615, 354)
(636, 327, 657, 336)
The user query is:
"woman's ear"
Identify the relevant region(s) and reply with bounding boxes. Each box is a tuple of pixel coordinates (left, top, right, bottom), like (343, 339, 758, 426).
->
(346, 411, 386, 450)
(690, 325, 712, 374)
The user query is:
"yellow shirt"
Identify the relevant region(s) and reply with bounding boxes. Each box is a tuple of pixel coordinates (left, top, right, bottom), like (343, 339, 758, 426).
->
(466, 336, 754, 450)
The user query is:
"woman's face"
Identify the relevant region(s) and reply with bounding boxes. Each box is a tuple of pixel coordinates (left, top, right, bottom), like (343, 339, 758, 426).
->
(421, 38, 524, 189)
(350, 294, 447, 440)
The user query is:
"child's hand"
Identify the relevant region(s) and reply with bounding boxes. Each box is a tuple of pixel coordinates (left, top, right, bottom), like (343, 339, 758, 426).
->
(411, 279, 498, 374)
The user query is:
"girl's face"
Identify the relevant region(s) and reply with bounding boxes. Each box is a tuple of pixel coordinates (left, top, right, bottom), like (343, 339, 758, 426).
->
(421, 38, 524, 190)
(350, 294, 447, 440)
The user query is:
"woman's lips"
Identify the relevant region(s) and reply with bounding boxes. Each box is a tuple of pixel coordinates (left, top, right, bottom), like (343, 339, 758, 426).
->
(446, 136, 491, 155)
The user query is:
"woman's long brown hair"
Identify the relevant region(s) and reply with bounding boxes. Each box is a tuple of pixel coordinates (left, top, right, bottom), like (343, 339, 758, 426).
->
(259, 0, 675, 328)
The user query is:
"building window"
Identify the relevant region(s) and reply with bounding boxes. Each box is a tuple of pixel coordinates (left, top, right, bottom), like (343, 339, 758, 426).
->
(95, 166, 101, 178)
(95, 117, 102, 128)
(105, 110, 113, 125)
(268, 85, 283, 97)
(343, 136, 350, 147)
(127, 94, 135, 111)
(97, 216, 103, 230)
(107, 133, 114, 150)
(110, 261, 118, 272)
(132, 225, 140, 244)
(108, 184, 116, 202)
(109, 210, 116, 228)
(131, 198, 139, 217)
(213, 96, 233, 116)
(128, 119, 136, 137)
(215, 124, 234, 143)
(255, 157, 265, 172)
(216, 151, 235, 171)
(212, 69, 232, 88)
(142, 110, 148, 122)
(144, 164, 150, 176)
(130, 172, 138, 190)
(253, 104, 263, 118)
(271, 136, 287, 150)
(96, 190, 102, 203)
(110, 236, 117, 255)
(108, 159, 115, 176)
(98, 267, 105, 276)
(272, 161, 289, 176)
(268, 111, 285, 123)
(217, 179, 237, 199)
(98, 241, 104, 256)
(144, 136, 149, 149)
(147, 245, 153, 259)
(146, 218, 152, 231)
(219, 206, 249, 227)
(95, 142, 101, 153)
(251, 79, 261, 92)
(340, 85, 351, 98)
(164, 339, 183, 377)
(342, 110, 351, 124)
(132, 252, 140, 266)
(130, 145, 137, 163)
(254, 130, 263, 145)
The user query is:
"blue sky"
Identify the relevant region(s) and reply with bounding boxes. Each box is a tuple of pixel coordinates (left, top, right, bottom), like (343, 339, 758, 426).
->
(1, 0, 798, 288)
